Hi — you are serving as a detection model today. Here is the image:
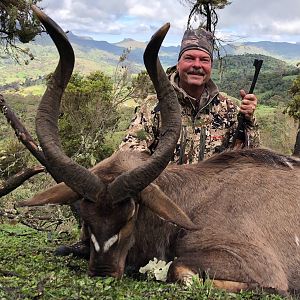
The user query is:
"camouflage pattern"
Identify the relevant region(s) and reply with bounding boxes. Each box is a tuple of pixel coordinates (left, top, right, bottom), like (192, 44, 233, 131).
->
(179, 28, 214, 60)
(120, 68, 260, 164)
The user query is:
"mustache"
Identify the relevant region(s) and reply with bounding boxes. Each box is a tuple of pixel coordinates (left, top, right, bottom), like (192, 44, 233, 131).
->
(187, 68, 206, 76)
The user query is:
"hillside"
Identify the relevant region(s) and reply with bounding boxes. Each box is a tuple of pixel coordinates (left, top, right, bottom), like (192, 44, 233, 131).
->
(69, 32, 300, 63)
(1, 31, 300, 90)
(0, 33, 298, 161)
(212, 54, 300, 104)
(114, 38, 146, 49)
(1, 34, 298, 110)
(228, 41, 300, 62)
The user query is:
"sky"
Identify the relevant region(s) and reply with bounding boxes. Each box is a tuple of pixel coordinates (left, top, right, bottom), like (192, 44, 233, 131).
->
(39, 0, 300, 46)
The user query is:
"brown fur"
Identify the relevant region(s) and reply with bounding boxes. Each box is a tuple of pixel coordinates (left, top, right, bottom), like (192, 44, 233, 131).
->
(22, 148, 300, 295)
(124, 148, 300, 294)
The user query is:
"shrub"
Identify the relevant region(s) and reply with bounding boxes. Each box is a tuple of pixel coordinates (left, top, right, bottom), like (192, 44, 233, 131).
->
(0, 139, 30, 179)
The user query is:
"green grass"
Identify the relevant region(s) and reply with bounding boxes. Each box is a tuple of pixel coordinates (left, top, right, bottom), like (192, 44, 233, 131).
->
(0, 223, 288, 299)
(17, 85, 46, 96)
(255, 104, 297, 154)
(255, 104, 276, 116)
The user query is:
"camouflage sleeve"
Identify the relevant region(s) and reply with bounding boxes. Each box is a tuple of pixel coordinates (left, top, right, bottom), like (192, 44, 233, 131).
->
(119, 95, 159, 154)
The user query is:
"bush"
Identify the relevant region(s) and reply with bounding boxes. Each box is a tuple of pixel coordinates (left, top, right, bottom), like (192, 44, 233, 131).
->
(0, 139, 30, 179)
(58, 71, 120, 167)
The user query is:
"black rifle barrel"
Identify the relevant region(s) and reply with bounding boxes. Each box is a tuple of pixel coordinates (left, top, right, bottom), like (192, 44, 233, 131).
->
(249, 59, 263, 94)
(232, 58, 263, 147)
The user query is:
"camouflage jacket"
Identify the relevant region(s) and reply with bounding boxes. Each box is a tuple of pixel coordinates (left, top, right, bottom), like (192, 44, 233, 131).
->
(120, 68, 260, 164)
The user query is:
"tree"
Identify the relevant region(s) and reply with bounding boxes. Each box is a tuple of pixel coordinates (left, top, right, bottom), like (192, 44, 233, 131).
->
(131, 70, 155, 102)
(178, 0, 232, 73)
(285, 77, 300, 156)
(0, 48, 140, 196)
(178, 0, 231, 32)
(58, 71, 119, 167)
(0, 0, 43, 62)
(58, 49, 142, 167)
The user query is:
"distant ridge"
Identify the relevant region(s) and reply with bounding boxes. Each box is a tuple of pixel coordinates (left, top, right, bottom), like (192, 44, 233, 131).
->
(67, 32, 123, 56)
(30, 31, 300, 65)
(243, 41, 300, 60)
(222, 41, 300, 62)
(114, 38, 147, 50)
(1, 31, 299, 90)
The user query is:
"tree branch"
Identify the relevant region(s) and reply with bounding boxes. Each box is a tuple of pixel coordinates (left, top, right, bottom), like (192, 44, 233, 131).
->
(0, 166, 45, 197)
(0, 94, 62, 183)
(0, 208, 65, 232)
(0, 94, 62, 193)
(0, 94, 48, 165)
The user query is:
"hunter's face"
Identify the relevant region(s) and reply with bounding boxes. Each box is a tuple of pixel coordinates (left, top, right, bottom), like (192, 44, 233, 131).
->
(177, 49, 212, 92)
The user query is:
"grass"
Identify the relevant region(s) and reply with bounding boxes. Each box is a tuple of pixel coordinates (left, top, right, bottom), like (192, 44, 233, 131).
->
(17, 85, 46, 97)
(0, 223, 289, 299)
(255, 104, 297, 154)
(255, 104, 276, 115)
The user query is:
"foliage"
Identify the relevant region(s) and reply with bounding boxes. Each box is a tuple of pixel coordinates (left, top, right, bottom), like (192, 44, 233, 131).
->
(178, 0, 231, 32)
(255, 105, 298, 155)
(212, 54, 300, 106)
(58, 49, 151, 167)
(0, 0, 43, 63)
(0, 138, 30, 179)
(285, 76, 300, 121)
(131, 70, 155, 102)
(111, 48, 141, 105)
(59, 71, 119, 167)
(0, 93, 40, 136)
(0, 223, 286, 299)
(0, 92, 42, 184)
(284, 76, 300, 156)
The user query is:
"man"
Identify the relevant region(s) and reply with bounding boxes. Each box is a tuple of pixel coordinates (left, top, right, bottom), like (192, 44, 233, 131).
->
(120, 27, 259, 163)
(56, 27, 259, 257)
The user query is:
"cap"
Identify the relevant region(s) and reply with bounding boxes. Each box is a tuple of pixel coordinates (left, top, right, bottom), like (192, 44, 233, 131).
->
(178, 27, 214, 60)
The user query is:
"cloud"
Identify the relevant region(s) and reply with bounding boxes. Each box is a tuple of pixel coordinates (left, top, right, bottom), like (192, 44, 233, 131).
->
(40, 0, 300, 44)
(218, 0, 300, 42)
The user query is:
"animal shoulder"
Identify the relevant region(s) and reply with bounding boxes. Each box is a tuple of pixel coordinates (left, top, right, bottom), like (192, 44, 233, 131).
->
(201, 148, 299, 170)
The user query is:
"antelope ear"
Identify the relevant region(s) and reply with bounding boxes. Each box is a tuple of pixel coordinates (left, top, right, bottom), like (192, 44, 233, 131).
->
(18, 182, 80, 207)
(17, 160, 105, 207)
(140, 183, 199, 231)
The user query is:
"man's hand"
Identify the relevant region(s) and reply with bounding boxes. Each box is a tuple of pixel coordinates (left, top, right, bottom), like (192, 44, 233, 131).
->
(239, 89, 258, 120)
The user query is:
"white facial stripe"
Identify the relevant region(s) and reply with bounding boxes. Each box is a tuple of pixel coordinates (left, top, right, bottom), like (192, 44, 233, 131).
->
(295, 235, 300, 247)
(91, 233, 100, 252)
(103, 234, 119, 253)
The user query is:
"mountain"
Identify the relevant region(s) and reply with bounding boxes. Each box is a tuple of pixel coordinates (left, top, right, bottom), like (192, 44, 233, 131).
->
(28, 31, 300, 68)
(68, 32, 123, 56)
(211, 53, 300, 104)
(114, 38, 146, 49)
(222, 41, 300, 62)
(0, 31, 299, 91)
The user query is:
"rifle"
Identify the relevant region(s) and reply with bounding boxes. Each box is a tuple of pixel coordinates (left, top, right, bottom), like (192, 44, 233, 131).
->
(233, 59, 263, 147)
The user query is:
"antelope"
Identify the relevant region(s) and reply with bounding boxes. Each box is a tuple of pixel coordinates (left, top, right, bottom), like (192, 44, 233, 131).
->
(20, 6, 300, 296)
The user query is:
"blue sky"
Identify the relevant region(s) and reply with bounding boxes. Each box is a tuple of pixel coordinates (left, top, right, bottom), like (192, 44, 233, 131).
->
(40, 0, 300, 46)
